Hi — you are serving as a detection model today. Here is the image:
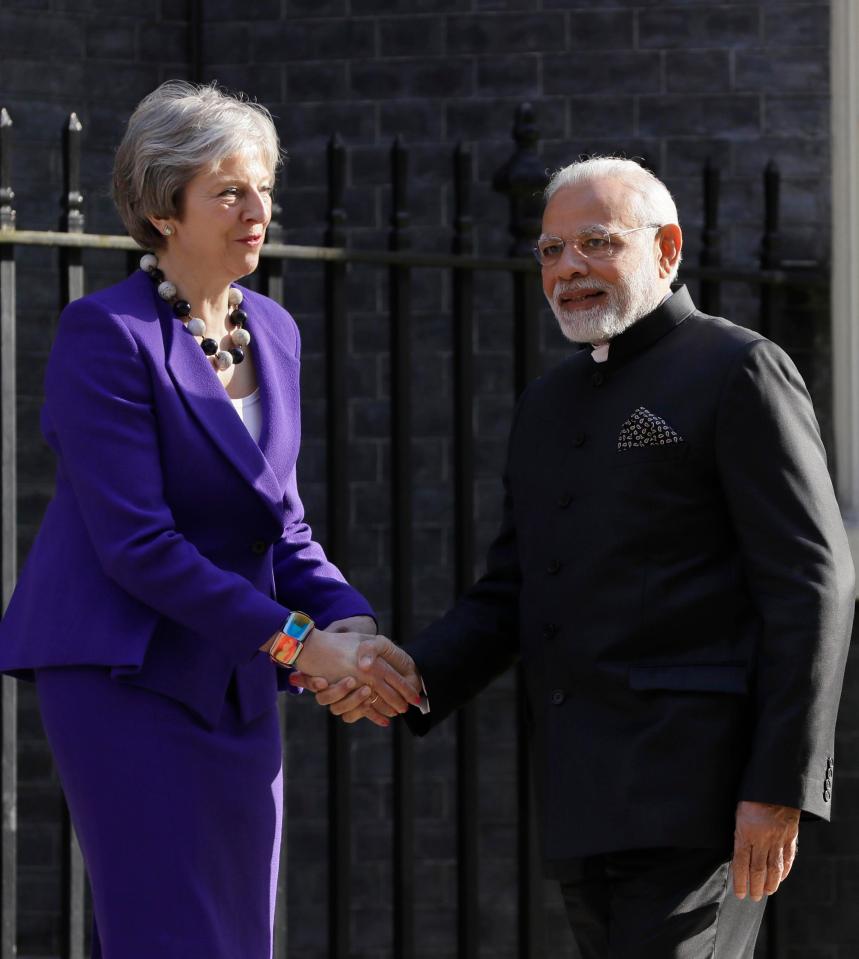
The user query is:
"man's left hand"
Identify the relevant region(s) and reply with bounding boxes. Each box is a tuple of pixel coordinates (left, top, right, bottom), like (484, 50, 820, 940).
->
(731, 800, 800, 901)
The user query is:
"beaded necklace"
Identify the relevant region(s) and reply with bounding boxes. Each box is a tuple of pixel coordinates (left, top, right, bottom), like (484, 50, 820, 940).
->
(139, 253, 251, 371)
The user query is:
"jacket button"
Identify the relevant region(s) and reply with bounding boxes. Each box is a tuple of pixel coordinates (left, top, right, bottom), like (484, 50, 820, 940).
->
(591, 371, 605, 387)
(550, 689, 565, 705)
(547, 559, 561, 574)
(251, 540, 268, 555)
(543, 622, 558, 639)
(573, 431, 586, 447)
(558, 491, 572, 508)
(823, 788, 832, 802)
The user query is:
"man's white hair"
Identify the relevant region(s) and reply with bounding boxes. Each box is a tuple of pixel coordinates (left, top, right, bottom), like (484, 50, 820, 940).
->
(544, 157, 682, 280)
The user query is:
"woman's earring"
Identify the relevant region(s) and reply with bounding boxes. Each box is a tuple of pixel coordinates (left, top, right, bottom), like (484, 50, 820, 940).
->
(163, 225, 173, 236)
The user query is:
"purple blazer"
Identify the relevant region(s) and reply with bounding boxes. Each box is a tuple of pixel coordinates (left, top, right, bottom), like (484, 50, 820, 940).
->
(0, 269, 373, 727)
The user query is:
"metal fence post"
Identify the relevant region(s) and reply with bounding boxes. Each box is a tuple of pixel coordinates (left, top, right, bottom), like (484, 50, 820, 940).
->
(59, 112, 87, 959)
(452, 141, 479, 959)
(60, 113, 85, 307)
(760, 161, 782, 340)
(699, 157, 721, 317)
(493, 103, 546, 959)
(389, 136, 415, 959)
(262, 191, 285, 305)
(324, 132, 352, 959)
(0, 106, 17, 959)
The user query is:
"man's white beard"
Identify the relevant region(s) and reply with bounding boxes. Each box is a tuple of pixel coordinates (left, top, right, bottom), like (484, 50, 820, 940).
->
(549, 258, 666, 344)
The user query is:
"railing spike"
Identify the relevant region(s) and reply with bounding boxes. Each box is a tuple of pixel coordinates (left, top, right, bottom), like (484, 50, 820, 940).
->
(492, 103, 547, 257)
(61, 110, 84, 235)
(761, 158, 781, 270)
(453, 142, 473, 257)
(699, 157, 722, 314)
(326, 133, 346, 249)
(0, 109, 15, 232)
(389, 137, 410, 252)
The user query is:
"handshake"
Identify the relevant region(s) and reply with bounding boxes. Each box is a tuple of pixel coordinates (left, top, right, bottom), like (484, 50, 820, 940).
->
(280, 615, 422, 728)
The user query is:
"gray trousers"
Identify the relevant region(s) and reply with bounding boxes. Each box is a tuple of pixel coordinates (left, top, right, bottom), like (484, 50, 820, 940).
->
(559, 848, 767, 959)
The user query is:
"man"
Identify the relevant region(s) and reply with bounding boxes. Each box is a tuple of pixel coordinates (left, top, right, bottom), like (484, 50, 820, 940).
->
(300, 158, 855, 957)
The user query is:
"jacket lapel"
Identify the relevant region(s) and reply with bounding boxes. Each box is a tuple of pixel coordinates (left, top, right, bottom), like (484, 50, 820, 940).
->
(157, 289, 286, 528)
(247, 294, 301, 485)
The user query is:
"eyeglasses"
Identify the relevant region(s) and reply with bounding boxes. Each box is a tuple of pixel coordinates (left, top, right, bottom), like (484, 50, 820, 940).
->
(533, 224, 663, 267)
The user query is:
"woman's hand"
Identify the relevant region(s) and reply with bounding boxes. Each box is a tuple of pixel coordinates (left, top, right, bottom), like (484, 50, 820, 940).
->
(277, 628, 421, 725)
(291, 636, 422, 727)
(325, 615, 377, 636)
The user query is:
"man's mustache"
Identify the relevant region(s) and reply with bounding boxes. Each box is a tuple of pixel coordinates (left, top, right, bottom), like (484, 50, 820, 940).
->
(552, 279, 612, 308)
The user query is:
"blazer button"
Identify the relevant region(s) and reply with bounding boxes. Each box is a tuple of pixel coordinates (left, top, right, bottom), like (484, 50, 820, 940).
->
(591, 371, 605, 387)
(823, 788, 832, 802)
(550, 689, 566, 706)
(543, 622, 558, 639)
(547, 558, 561, 574)
(251, 540, 268, 555)
(558, 491, 573, 508)
(573, 431, 586, 447)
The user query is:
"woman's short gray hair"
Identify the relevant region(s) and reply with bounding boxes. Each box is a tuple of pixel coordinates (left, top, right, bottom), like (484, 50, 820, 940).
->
(544, 156, 682, 280)
(113, 81, 283, 250)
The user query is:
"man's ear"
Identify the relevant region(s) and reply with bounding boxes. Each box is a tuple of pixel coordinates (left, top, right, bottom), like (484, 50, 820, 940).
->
(657, 224, 683, 278)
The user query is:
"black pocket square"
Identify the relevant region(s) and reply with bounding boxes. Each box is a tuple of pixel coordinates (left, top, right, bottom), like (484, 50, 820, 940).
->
(617, 407, 684, 451)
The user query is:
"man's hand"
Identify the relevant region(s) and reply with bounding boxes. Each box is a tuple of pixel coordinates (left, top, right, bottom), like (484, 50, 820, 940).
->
(278, 626, 420, 726)
(731, 800, 800, 901)
(291, 636, 422, 727)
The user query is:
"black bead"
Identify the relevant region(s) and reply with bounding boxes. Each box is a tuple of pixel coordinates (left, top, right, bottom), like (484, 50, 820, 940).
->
(150, 268, 165, 284)
(173, 300, 191, 318)
(230, 348, 245, 364)
(231, 308, 248, 327)
(201, 338, 218, 356)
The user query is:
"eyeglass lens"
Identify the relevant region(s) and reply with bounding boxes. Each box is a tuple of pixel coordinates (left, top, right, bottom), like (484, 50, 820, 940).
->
(535, 227, 614, 265)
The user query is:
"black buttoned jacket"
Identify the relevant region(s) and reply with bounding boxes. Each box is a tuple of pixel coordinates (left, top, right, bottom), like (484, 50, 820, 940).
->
(405, 286, 854, 872)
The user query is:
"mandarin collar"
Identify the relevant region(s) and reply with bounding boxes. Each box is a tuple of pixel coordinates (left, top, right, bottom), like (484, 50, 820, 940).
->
(601, 285, 695, 369)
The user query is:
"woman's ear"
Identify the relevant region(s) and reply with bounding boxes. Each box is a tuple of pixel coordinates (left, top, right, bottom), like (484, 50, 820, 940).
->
(148, 216, 174, 238)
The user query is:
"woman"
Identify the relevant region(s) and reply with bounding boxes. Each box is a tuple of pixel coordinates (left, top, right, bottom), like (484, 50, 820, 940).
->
(0, 81, 420, 958)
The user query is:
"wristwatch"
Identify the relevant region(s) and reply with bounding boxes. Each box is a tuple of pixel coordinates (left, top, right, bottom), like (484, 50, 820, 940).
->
(269, 611, 315, 668)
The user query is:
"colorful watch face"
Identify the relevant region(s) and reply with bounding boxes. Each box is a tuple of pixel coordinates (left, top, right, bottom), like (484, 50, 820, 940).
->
(284, 611, 313, 641)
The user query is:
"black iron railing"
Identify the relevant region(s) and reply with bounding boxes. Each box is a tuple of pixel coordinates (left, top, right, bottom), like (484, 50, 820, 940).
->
(0, 100, 828, 959)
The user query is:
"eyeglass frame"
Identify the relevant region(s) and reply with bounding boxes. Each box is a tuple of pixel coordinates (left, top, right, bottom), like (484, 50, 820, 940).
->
(533, 223, 664, 267)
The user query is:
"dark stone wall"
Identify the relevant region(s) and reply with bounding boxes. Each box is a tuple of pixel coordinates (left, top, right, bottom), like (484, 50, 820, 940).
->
(0, 0, 846, 957)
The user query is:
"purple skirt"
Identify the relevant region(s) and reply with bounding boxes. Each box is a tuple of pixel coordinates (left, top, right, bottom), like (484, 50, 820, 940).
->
(36, 667, 283, 959)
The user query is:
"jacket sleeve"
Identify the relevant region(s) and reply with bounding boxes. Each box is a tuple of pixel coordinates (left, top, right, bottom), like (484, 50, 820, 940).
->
(716, 338, 855, 819)
(43, 298, 291, 664)
(404, 400, 526, 735)
(272, 467, 375, 629)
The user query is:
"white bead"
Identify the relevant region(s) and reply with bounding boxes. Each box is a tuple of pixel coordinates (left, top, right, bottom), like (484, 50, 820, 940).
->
(230, 327, 251, 348)
(140, 253, 158, 273)
(157, 280, 176, 301)
(186, 317, 206, 337)
(228, 288, 243, 307)
(215, 350, 233, 371)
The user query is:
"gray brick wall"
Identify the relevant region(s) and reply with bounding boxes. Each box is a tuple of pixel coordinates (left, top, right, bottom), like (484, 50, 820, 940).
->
(0, 0, 850, 956)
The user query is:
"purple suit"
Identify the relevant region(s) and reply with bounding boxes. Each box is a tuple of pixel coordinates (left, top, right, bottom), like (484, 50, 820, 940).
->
(0, 269, 373, 957)
(0, 268, 372, 721)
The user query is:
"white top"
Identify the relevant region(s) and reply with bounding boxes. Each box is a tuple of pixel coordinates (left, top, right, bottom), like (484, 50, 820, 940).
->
(230, 388, 262, 444)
